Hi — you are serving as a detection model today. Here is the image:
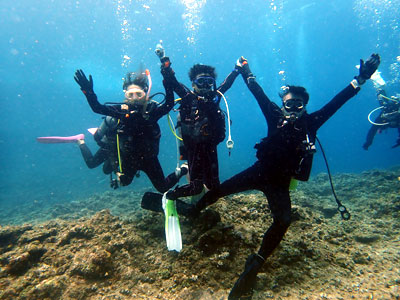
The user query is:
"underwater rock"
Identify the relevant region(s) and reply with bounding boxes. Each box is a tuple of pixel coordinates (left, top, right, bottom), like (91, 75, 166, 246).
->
(58, 224, 94, 246)
(195, 209, 221, 230)
(4, 245, 46, 276)
(69, 246, 113, 279)
(26, 275, 67, 299)
(197, 228, 225, 254)
(321, 207, 337, 219)
(354, 234, 381, 244)
(0, 225, 32, 253)
(0, 167, 399, 299)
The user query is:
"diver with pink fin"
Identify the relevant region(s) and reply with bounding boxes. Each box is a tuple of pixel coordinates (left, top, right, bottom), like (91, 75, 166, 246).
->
(72, 68, 187, 191)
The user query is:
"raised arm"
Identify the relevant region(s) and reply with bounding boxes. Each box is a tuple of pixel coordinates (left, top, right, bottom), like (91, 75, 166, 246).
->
(74, 69, 120, 117)
(155, 43, 190, 98)
(235, 57, 278, 124)
(217, 68, 240, 95)
(151, 79, 175, 120)
(310, 53, 380, 130)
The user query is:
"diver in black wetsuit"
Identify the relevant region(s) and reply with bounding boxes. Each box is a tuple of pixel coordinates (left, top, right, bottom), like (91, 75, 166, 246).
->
(363, 88, 400, 150)
(76, 116, 120, 188)
(74, 69, 187, 193)
(180, 54, 380, 299)
(152, 45, 240, 199)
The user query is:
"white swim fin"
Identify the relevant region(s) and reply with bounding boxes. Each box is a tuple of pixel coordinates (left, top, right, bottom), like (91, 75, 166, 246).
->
(162, 192, 182, 252)
(370, 70, 386, 87)
(87, 128, 98, 135)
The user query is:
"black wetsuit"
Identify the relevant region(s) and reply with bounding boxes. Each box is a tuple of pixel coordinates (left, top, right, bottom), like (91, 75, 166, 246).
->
(194, 75, 360, 260)
(162, 62, 240, 198)
(79, 116, 118, 175)
(363, 89, 400, 149)
(82, 84, 179, 192)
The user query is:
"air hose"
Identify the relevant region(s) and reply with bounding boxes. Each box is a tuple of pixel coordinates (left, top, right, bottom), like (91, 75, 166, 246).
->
(316, 136, 351, 220)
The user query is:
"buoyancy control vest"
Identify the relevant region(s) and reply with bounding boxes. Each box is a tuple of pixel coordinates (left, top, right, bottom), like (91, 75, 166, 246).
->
(116, 101, 161, 156)
(179, 96, 226, 144)
(94, 116, 119, 148)
(254, 116, 316, 181)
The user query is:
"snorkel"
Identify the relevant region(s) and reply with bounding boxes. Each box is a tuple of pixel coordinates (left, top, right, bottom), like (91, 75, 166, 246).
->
(145, 69, 152, 101)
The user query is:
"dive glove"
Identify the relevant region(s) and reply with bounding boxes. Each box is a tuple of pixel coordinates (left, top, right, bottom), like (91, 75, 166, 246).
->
(235, 56, 253, 79)
(74, 69, 94, 94)
(355, 53, 380, 85)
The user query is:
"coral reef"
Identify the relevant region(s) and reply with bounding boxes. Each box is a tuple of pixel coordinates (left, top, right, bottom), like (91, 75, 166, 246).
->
(0, 167, 399, 299)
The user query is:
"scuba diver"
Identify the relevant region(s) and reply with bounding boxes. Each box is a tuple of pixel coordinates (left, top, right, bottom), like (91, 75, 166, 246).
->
(74, 68, 188, 192)
(77, 116, 121, 189)
(363, 72, 400, 150)
(141, 43, 240, 205)
(175, 54, 380, 299)
(36, 117, 120, 188)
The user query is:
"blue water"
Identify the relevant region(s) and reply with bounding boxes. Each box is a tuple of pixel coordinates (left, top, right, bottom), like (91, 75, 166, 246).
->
(1, 0, 399, 208)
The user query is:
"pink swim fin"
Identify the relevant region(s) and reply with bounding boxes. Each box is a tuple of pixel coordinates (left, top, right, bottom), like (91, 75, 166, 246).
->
(36, 134, 84, 144)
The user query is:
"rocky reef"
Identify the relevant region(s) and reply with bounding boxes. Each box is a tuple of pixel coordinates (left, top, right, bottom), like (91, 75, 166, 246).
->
(0, 167, 399, 300)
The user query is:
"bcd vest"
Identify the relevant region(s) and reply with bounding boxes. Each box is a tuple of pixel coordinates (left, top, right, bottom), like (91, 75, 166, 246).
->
(179, 97, 226, 144)
(255, 117, 315, 181)
(117, 101, 161, 156)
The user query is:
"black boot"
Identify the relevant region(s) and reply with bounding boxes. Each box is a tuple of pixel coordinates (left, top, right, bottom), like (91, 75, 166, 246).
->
(228, 253, 265, 300)
(176, 200, 200, 218)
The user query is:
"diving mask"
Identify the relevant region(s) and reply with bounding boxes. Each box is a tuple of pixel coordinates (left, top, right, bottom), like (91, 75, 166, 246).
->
(193, 76, 215, 89)
(125, 87, 146, 102)
(284, 99, 304, 112)
(282, 98, 305, 121)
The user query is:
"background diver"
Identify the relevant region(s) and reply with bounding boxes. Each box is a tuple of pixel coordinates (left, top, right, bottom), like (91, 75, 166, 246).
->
(74, 68, 187, 193)
(175, 53, 380, 299)
(363, 71, 400, 150)
(77, 116, 121, 189)
(37, 116, 120, 188)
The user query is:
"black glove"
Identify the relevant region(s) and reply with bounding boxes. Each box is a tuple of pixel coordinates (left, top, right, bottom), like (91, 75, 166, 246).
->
(160, 56, 172, 71)
(235, 56, 253, 78)
(74, 69, 94, 94)
(355, 53, 380, 85)
(160, 57, 176, 85)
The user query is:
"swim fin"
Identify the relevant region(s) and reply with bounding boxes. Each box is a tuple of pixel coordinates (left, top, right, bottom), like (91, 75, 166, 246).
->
(87, 128, 98, 135)
(162, 192, 182, 252)
(289, 178, 298, 191)
(370, 70, 386, 87)
(141, 192, 163, 213)
(36, 134, 84, 144)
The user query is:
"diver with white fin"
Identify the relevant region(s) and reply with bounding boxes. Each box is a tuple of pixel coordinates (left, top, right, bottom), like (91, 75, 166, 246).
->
(141, 42, 240, 217)
(363, 70, 400, 150)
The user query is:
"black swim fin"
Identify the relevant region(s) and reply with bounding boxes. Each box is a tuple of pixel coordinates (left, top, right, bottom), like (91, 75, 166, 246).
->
(141, 192, 163, 213)
(141, 192, 198, 217)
